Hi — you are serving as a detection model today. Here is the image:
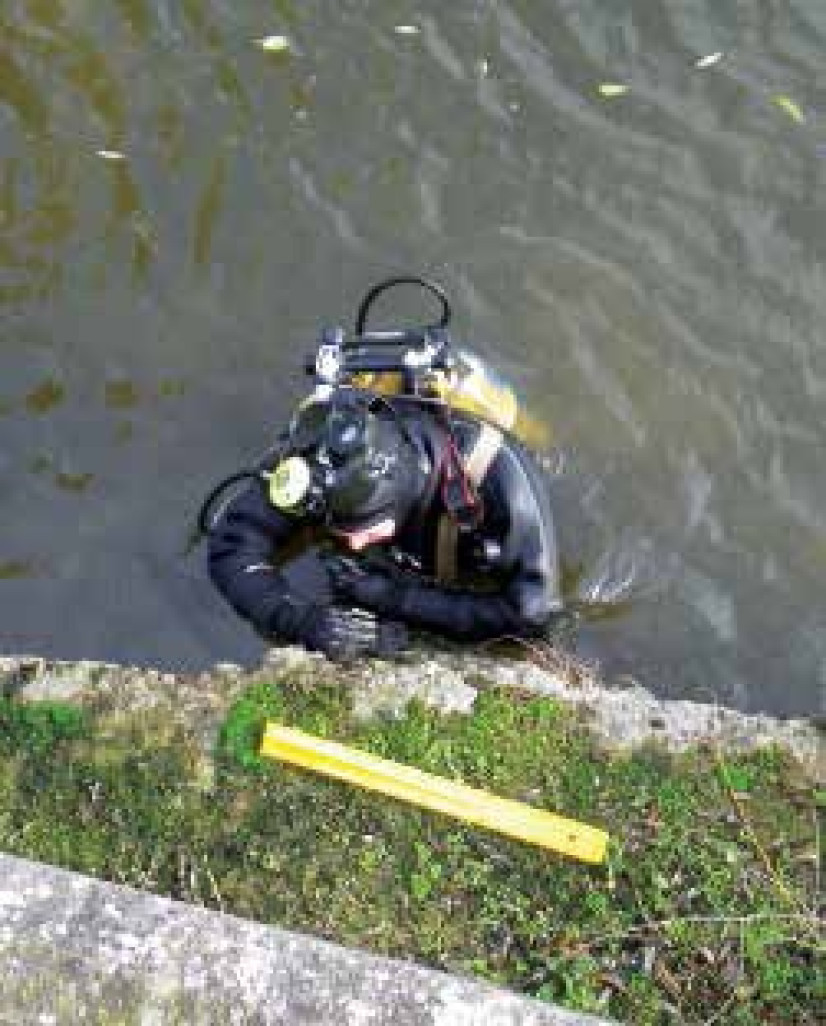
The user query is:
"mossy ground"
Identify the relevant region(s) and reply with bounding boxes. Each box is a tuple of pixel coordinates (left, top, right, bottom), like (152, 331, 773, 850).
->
(0, 672, 822, 1024)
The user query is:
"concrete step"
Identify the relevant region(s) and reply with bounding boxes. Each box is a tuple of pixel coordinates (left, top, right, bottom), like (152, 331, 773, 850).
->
(0, 852, 614, 1025)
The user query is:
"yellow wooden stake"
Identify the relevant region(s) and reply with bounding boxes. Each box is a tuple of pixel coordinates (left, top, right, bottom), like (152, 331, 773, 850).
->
(260, 722, 608, 864)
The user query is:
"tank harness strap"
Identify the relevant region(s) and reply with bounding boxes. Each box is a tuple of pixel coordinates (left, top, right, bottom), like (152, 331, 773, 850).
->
(435, 422, 503, 584)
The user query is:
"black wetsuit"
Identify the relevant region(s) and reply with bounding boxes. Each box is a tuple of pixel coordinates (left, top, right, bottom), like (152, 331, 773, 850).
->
(208, 405, 563, 645)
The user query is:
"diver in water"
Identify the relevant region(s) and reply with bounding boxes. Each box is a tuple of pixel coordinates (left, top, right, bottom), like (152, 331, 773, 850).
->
(204, 277, 564, 661)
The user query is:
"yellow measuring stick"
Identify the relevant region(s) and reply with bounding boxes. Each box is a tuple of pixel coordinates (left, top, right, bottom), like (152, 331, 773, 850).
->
(260, 722, 608, 864)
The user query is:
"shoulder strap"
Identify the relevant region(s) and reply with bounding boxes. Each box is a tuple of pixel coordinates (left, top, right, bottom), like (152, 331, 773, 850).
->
(435, 422, 502, 584)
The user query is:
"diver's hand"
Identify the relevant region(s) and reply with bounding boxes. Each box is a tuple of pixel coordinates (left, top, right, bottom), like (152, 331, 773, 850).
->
(325, 557, 398, 616)
(301, 604, 408, 662)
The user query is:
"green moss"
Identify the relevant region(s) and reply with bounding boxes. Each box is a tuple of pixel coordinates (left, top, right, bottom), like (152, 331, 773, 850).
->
(0, 682, 821, 1023)
(0, 697, 87, 753)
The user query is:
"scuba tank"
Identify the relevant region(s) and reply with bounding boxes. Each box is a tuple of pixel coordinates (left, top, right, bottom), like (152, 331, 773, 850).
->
(305, 275, 551, 450)
(428, 349, 549, 451)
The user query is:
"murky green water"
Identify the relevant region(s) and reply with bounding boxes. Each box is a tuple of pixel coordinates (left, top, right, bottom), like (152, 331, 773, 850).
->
(1, 1, 824, 715)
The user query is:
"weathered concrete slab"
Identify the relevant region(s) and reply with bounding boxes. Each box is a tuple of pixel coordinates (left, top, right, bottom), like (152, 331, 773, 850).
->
(0, 853, 613, 1026)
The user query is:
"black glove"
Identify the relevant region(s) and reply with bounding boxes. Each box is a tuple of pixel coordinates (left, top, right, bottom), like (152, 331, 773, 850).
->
(325, 556, 400, 616)
(298, 603, 408, 662)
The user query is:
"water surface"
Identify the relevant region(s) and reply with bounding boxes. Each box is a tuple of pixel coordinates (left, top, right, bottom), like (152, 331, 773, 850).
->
(1, 1, 824, 715)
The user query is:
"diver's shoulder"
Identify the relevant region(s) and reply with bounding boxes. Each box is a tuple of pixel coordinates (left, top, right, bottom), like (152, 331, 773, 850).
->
(448, 413, 528, 460)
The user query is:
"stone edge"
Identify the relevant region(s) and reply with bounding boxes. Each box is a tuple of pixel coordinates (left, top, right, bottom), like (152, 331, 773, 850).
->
(0, 852, 611, 1026)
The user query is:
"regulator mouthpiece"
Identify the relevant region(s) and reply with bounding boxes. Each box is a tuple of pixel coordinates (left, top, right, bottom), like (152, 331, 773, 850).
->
(266, 456, 312, 510)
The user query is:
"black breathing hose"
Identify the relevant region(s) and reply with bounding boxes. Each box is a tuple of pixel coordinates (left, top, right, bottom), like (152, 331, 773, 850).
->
(197, 470, 262, 536)
(354, 276, 451, 337)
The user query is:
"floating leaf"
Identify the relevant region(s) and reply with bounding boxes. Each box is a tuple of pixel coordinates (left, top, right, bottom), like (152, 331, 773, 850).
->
(96, 149, 125, 161)
(694, 52, 724, 69)
(771, 95, 805, 123)
(256, 34, 291, 54)
(55, 471, 94, 493)
(159, 379, 186, 399)
(104, 380, 138, 409)
(598, 83, 629, 98)
(0, 560, 35, 580)
(25, 379, 64, 414)
(394, 24, 420, 36)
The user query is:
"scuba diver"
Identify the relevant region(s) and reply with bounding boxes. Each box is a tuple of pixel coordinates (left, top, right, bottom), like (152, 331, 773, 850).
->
(204, 277, 564, 662)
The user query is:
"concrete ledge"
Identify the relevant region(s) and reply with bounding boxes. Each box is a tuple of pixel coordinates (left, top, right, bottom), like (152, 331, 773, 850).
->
(1, 651, 822, 780)
(0, 853, 612, 1026)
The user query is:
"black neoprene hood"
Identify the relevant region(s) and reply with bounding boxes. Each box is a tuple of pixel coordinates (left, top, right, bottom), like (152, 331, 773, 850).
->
(289, 394, 421, 532)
